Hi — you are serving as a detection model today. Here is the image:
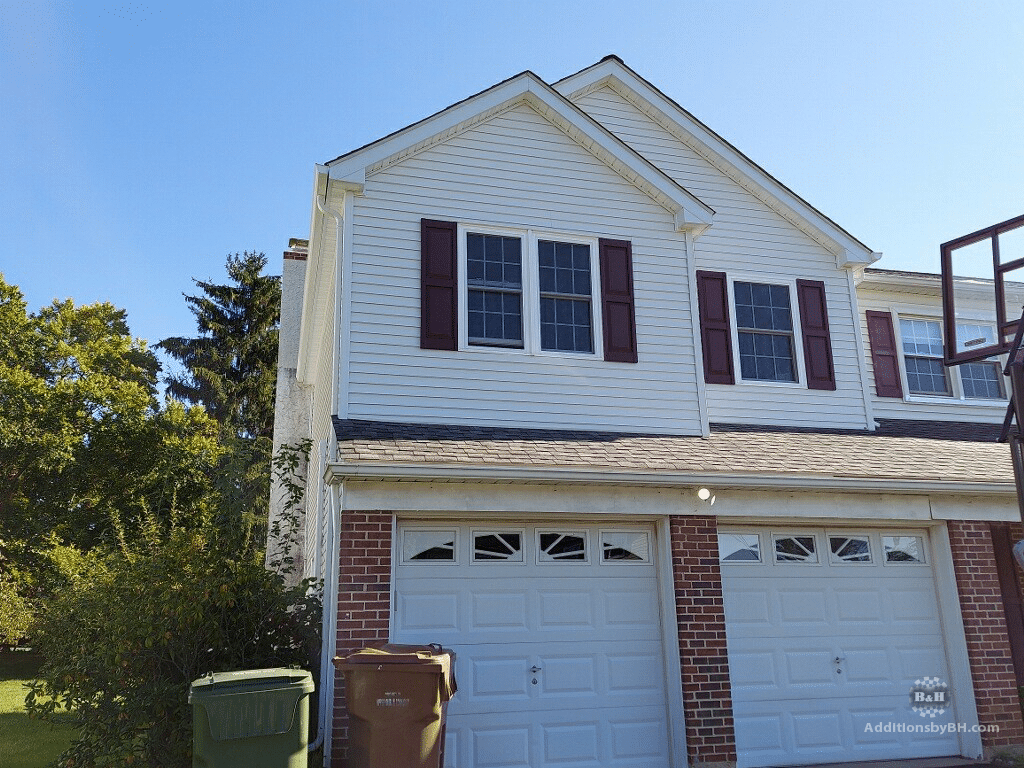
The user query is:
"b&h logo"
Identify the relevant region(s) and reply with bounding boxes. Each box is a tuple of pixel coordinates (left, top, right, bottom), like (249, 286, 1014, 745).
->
(909, 677, 950, 718)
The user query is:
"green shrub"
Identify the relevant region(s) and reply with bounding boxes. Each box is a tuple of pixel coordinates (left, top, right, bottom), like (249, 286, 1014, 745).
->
(0, 573, 32, 645)
(26, 527, 320, 768)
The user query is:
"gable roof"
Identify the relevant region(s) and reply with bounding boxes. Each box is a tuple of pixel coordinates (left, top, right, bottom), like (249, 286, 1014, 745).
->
(554, 56, 879, 268)
(324, 69, 716, 235)
(329, 418, 1012, 496)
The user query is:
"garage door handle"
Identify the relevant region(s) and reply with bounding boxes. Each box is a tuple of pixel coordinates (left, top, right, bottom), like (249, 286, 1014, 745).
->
(834, 657, 846, 664)
(530, 666, 542, 674)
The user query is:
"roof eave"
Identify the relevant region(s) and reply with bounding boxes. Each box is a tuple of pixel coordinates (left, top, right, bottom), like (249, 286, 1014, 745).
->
(324, 70, 715, 235)
(325, 460, 1013, 496)
(554, 58, 878, 266)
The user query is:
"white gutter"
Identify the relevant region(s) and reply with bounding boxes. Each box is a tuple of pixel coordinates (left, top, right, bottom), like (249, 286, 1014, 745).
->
(325, 461, 1014, 497)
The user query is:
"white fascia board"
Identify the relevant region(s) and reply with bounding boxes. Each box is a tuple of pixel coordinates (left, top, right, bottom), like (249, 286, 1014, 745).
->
(325, 72, 714, 235)
(555, 59, 877, 267)
(325, 461, 1014, 497)
(296, 167, 329, 384)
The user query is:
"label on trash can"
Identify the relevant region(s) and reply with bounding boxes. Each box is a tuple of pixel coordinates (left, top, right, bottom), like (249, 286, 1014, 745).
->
(376, 691, 411, 708)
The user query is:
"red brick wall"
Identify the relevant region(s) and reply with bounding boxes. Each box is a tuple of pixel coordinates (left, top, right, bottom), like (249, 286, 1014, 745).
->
(947, 519, 1024, 746)
(670, 515, 736, 765)
(331, 511, 393, 767)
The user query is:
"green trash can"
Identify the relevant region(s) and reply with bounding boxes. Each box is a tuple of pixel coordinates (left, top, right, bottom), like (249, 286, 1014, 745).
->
(189, 668, 315, 768)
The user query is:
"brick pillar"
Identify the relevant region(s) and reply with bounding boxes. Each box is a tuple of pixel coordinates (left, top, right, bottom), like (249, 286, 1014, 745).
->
(331, 511, 393, 767)
(670, 515, 736, 767)
(947, 519, 1024, 747)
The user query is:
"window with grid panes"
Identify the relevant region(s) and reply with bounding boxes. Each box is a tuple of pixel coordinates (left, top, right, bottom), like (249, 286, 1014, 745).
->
(734, 281, 796, 382)
(899, 318, 949, 395)
(538, 240, 593, 353)
(467, 233, 524, 347)
(956, 322, 1004, 399)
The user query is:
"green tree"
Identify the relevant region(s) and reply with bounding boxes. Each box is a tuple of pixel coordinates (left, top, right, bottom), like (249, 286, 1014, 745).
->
(0, 274, 225, 639)
(157, 253, 281, 543)
(0, 275, 226, 550)
(157, 252, 280, 442)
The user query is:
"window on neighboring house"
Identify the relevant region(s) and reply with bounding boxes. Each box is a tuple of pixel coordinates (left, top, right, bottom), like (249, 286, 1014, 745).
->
(955, 323, 1005, 399)
(734, 281, 796, 383)
(899, 318, 950, 395)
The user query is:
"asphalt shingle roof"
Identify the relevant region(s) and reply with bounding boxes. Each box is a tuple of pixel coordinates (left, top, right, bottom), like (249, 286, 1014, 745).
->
(332, 418, 1012, 485)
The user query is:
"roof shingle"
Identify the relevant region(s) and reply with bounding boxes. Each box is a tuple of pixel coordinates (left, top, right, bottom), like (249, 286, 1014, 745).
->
(332, 418, 1011, 485)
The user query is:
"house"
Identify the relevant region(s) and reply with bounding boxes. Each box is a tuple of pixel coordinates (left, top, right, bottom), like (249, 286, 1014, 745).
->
(268, 56, 1024, 768)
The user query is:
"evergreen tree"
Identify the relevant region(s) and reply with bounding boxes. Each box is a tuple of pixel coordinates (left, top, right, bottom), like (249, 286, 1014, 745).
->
(157, 252, 281, 538)
(157, 252, 280, 442)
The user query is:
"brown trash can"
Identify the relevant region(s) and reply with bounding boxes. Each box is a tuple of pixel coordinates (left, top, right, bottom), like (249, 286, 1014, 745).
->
(334, 643, 458, 768)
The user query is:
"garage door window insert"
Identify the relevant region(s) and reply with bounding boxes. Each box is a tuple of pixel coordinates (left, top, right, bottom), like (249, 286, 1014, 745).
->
(829, 534, 872, 563)
(718, 533, 761, 563)
(538, 531, 587, 561)
(473, 532, 523, 562)
(773, 534, 818, 563)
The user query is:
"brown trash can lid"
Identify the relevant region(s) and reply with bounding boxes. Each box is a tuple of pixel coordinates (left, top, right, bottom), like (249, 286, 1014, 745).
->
(333, 643, 458, 701)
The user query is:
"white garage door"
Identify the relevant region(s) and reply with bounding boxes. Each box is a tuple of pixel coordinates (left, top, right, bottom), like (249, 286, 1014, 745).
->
(720, 526, 959, 768)
(394, 523, 673, 768)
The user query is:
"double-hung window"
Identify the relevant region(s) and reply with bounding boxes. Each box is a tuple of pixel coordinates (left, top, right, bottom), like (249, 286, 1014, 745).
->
(892, 316, 1004, 400)
(696, 270, 836, 389)
(538, 240, 594, 353)
(899, 318, 949, 395)
(955, 323, 1005, 399)
(733, 281, 797, 382)
(463, 227, 600, 356)
(467, 233, 524, 348)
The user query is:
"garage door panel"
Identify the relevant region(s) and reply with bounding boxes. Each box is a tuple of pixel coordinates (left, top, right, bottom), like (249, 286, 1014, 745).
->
(723, 526, 957, 767)
(735, 697, 959, 764)
(397, 523, 670, 768)
(444, 705, 671, 768)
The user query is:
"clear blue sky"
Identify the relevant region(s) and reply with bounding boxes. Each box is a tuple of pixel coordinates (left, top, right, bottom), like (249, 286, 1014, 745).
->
(2, 0, 1022, 356)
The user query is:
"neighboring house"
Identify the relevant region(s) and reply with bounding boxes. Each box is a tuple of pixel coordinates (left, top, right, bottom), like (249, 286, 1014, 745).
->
(268, 56, 1024, 768)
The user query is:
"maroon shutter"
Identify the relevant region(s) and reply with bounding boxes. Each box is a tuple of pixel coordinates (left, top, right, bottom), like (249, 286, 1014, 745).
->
(599, 238, 638, 363)
(990, 523, 1024, 685)
(865, 310, 904, 398)
(696, 270, 735, 384)
(796, 279, 836, 391)
(420, 218, 457, 350)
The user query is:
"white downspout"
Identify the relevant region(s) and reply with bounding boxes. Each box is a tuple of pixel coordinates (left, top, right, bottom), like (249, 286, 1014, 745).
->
(308, 478, 342, 759)
(308, 176, 345, 759)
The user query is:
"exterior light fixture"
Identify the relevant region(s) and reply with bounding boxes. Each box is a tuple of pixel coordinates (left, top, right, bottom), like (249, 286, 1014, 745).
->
(697, 487, 716, 505)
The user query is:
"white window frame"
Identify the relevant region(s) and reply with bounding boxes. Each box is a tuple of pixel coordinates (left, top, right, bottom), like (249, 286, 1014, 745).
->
(890, 310, 1007, 404)
(457, 222, 604, 358)
(726, 274, 808, 388)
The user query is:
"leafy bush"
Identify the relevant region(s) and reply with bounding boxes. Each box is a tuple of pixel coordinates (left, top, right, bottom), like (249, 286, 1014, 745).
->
(0, 573, 32, 645)
(26, 525, 320, 768)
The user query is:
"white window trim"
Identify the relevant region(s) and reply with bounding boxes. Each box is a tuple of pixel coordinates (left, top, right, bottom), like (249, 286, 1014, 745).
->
(456, 222, 604, 359)
(889, 310, 1007, 405)
(726, 274, 808, 388)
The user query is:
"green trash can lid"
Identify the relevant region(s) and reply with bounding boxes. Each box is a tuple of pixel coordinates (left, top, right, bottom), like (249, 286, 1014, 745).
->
(189, 668, 314, 699)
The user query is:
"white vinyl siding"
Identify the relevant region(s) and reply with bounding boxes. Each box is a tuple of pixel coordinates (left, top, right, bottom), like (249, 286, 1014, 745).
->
(342, 102, 704, 434)
(573, 86, 869, 429)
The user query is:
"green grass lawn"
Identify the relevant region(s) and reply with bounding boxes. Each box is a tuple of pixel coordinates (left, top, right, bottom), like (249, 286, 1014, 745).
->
(0, 650, 77, 768)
